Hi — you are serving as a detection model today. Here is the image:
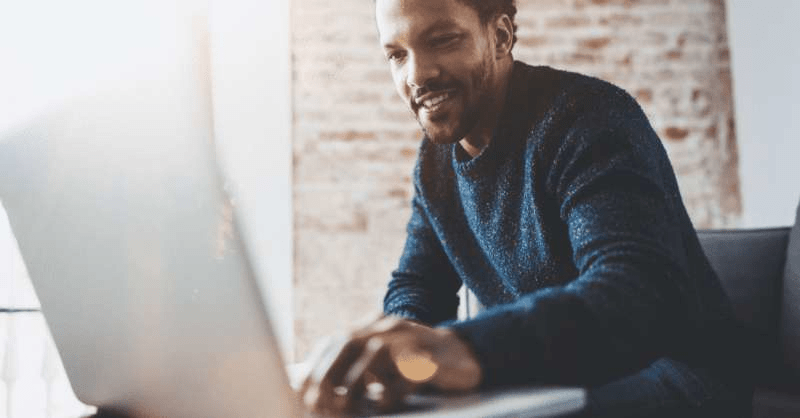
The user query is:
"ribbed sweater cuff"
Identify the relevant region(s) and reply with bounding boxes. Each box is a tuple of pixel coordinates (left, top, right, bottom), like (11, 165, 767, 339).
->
(444, 309, 544, 388)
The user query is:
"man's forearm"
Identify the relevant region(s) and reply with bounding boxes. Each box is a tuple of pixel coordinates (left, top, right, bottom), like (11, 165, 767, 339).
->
(383, 271, 460, 325)
(445, 256, 687, 388)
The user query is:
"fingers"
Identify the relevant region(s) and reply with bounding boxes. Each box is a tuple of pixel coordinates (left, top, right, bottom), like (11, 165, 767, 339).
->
(299, 318, 440, 415)
(301, 334, 418, 415)
(301, 335, 360, 410)
(332, 336, 384, 412)
(337, 336, 418, 413)
(341, 336, 417, 413)
(367, 341, 417, 411)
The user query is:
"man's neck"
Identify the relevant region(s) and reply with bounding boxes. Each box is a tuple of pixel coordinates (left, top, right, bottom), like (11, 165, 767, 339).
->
(458, 58, 514, 158)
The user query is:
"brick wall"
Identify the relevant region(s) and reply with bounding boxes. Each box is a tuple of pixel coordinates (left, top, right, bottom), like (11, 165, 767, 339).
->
(291, 0, 740, 358)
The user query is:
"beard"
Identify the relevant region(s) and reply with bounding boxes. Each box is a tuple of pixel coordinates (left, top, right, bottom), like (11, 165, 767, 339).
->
(414, 55, 494, 145)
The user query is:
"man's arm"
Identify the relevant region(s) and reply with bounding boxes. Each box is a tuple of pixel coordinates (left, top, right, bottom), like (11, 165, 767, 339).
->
(448, 101, 695, 387)
(299, 186, 471, 415)
(383, 186, 463, 325)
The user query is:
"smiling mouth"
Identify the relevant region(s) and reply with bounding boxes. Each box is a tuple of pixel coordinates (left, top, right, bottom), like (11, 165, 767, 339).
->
(415, 89, 456, 114)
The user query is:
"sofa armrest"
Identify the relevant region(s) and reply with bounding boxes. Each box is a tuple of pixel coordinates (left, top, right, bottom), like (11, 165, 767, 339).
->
(696, 228, 790, 342)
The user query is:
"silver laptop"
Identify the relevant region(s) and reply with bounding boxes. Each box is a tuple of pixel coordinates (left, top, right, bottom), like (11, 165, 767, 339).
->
(0, 34, 585, 418)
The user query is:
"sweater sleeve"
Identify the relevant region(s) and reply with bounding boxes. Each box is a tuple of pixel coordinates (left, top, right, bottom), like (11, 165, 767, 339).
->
(447, 95, 694, 387)
(383, 185, 463, 325)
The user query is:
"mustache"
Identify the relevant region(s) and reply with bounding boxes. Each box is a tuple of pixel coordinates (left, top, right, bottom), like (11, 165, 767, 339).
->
(411, 81, 458, 105)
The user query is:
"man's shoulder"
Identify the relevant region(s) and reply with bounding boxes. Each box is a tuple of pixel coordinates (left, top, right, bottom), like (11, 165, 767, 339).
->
(510, 61, 646, 146)
(516, 60, 636, 106)
(507, 62, 658, 170)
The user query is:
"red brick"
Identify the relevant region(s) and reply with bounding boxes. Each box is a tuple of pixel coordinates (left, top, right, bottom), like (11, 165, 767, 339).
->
(692, 88, 711, 116)
(388, 188, 409, 200)
(704, 123, 717, 139)
(400, 148, 417, 159)
(664, 126, 690, 141)
(516, 35, 550, 47)
(665, 49, 682, 60)
(578, 36, 614, 50)
(563, 52, 603, 65)
(616, 53, 633, 67)
(635, 88, 653, 103)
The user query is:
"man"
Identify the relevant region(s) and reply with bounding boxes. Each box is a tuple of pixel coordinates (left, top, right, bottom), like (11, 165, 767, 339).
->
(300, 0, 754, 416)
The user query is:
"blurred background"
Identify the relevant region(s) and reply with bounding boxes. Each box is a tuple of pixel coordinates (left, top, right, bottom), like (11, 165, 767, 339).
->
(0, 0, 798, 416)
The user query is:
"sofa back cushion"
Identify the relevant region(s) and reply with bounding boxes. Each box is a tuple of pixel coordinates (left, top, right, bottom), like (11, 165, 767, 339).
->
(782, 201, 800, 375)
(698, 228, 790, 343)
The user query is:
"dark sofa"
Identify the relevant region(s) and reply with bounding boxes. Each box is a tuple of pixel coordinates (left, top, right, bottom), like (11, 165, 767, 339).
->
(697, 201, 800, 418)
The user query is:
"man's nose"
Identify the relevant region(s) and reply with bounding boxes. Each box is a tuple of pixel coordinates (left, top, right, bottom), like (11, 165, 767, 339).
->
(406, 54, 438, 90)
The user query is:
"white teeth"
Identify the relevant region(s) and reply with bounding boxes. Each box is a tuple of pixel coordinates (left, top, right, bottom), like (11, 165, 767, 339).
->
(423, 93, 450, 109)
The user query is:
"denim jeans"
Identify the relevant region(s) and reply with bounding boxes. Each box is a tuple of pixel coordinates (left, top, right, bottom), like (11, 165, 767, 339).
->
(564, 357, 753, 418)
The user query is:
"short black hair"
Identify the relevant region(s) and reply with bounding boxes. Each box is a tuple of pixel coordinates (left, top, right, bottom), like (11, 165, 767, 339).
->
(374, 0, 519, 50)
(456, 0, 518, 49)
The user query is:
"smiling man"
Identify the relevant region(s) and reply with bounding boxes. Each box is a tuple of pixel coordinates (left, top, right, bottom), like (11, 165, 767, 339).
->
(299, 0, 754, 416)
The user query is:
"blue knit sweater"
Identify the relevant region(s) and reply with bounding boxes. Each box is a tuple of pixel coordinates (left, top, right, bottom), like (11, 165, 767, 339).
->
(383, 61, 748, 388)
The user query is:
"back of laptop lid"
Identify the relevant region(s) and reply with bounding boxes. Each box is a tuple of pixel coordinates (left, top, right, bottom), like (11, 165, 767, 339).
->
(0, 4, 299, 417)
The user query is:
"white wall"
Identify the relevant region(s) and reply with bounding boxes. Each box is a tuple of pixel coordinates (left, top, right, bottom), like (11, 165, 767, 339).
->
(726, 1, 800, 228)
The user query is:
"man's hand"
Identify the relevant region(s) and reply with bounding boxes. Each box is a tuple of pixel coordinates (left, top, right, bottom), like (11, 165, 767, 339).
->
(299, 316, 482, 416)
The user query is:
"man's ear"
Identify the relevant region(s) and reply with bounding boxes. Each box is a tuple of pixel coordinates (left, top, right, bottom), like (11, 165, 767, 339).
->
(493, 14, 514, 59)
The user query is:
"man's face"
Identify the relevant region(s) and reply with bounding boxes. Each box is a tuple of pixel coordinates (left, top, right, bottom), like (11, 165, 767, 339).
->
(375, 0, 498, 145)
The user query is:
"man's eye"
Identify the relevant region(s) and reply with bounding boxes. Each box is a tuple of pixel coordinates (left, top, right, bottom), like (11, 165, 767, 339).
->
(431, 35, 459, 47)
(387, 51, 406, 62)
